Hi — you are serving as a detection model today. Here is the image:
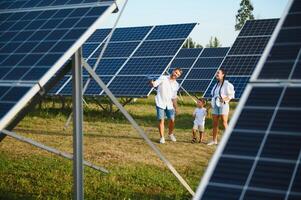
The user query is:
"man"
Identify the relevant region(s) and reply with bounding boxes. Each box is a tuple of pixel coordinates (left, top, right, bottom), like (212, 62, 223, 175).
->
(150, 68, 182, 144)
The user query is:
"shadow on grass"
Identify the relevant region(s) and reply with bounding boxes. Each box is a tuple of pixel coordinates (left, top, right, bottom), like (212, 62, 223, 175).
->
(0, 190, 36, 200)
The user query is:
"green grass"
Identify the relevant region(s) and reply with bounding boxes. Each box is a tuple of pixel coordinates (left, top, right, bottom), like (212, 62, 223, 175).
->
(0, 95, 236, 200)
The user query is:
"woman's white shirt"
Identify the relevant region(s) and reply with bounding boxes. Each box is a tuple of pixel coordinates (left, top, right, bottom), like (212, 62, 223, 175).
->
(211, 80, 235, 103)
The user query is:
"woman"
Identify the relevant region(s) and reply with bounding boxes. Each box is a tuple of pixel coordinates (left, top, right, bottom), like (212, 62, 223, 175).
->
(208, 69, 235, 146)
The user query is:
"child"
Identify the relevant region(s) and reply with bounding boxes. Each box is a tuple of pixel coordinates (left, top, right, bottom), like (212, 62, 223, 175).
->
(191, 98, 207, 143)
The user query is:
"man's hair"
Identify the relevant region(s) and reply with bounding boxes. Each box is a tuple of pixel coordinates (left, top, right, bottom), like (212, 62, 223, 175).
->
(173, 67, 183, 74)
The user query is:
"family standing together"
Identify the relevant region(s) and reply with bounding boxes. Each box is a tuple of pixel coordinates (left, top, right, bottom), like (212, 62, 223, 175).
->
(150, 68, 235, 145)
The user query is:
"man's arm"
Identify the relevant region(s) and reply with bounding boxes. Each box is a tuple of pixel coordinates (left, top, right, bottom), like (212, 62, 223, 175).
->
(149, 76, 164, 88)
(172, 98, 178, 114)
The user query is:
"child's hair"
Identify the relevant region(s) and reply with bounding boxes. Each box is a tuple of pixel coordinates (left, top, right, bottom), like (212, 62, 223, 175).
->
(198, 98, 206, 105)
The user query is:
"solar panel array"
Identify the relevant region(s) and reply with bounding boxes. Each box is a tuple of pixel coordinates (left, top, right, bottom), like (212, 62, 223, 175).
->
(194, 0, 301, 199)
(0, 1, 115, 131)
(169, 47, 229, 93)
(204, 18, 279, 99)
(50, 23, 196, 97)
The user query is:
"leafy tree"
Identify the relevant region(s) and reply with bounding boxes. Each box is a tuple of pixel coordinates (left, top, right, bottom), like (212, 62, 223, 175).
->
(183, 37, 203, 48)
(235, 0, 255, 30)
(206, 37, 222, 48)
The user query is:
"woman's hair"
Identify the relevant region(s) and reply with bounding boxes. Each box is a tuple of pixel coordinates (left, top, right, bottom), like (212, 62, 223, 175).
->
(213, 69, 226, 97)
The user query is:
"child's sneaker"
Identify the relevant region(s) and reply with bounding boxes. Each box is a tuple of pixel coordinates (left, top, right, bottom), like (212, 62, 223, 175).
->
(191, 138, 197, 143)
(169, 134, 177, 142)
(207, 140, 218, 146)
(159, 137, 165, 144)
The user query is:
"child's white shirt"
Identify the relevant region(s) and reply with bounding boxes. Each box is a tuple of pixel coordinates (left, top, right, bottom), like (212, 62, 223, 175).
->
(193, 107, 206, 126)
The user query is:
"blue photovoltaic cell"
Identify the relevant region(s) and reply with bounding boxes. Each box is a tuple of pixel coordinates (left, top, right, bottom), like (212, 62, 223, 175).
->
(200, 47, 230, 57)
(181, 80, 211, 93)
(82, 43, 102, 58)
(196, 1, 301, 199)
(86, 28, 110, 43)
(175, 48, 202, 58)
(186, 69, 217, 79)
(227, 77, 249, 99)
(0, 6, 108, 81)
(87, 58, 127, 75)
(134, 39, 185, 57)
(0, 0, 111, 10)
(170, 58, 196, 69)
(53, 23, 196, 97)
(110, 26, 152, 41)
(228, 37, 271, 55)
(48, 76, 70, 94)
(146, 23, 196, 40)
(0, 85, 31, 119)
(238, 19, 279, 37)
(203, 19, 278, 99)
(107, 76, 152, 97)
(84, 76, 112, 95)
(99, 42, 140, 58)
(193, 58, 224, 69)
(258, 11, 301, 79)
(119, 57, 172, 75)
(0, 2, 112, 123)
(221, 56, 261, 76)
(174, 47, 229, 93)
(59, 76, 88, 96)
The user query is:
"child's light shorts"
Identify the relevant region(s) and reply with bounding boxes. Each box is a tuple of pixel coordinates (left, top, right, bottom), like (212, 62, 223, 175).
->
(193, 124, 205, 132)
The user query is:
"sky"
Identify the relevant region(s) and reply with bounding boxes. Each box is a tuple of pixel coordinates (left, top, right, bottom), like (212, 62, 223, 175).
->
(100, 0, 289, 47)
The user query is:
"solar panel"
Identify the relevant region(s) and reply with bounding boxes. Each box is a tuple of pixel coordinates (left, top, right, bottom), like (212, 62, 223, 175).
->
(176, 48, 203, 58)
(0, 0, 112, 10)
(52, 23, 197, 97)
(171, 47, 230, 94)
(0, 1, 115, 131)
(194, 0, 301, 199)
(204, 19, 279, 99)
(110, 26, 152, 41)
(133, 40, 185, 57)
(146, 23, 196, 40)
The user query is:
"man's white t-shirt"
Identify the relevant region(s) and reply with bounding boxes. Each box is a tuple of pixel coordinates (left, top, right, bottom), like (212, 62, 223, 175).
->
(193, 108, 207, 126)
(153, 75, 179, 110)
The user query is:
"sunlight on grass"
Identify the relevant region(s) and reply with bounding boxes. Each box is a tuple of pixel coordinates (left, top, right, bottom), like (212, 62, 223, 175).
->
(0, 95, 237, 199)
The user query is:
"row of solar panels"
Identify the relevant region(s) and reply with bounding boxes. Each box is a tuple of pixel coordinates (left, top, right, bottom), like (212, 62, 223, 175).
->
(0, 0, 119, 130)
(48, 23, 196, 97)
(48, 18, 279, 99)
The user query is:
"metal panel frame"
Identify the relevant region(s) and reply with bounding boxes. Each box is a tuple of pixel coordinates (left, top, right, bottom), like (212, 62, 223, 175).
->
(72, 49, 84, 200)
(82, 60, 195, 196)
(1, 129, 108, 173)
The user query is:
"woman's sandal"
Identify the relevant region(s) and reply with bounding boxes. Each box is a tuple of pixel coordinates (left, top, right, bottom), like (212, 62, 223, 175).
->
(191, 138, 197, 143)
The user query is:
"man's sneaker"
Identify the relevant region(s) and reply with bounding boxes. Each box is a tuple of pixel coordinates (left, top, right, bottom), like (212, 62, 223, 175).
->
(169, 134, 177, 142)
(159, 137, 165, 144)
(207, 140, 218, 146)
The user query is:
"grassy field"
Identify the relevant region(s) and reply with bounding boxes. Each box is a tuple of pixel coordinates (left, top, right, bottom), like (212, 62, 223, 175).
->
(0, 95, 236, 200)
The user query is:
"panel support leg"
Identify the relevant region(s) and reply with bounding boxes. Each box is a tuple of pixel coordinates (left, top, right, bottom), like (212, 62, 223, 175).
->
(72, 49, 83, 200)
